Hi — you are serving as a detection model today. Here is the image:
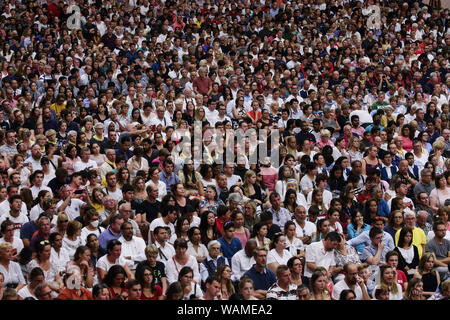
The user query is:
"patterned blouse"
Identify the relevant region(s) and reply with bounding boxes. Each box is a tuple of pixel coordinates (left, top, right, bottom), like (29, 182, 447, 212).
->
(334, 244, 361, 267)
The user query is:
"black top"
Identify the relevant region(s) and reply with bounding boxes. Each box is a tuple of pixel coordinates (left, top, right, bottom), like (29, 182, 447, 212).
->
(140, 199, 161, 223)
(422, 271, 439, 293)
(135, 260, 166, 288)
(393, 245, 420, 279)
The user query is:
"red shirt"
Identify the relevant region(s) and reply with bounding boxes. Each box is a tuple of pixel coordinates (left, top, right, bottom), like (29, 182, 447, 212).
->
(396, 269, 407, 291)
(140, 285, 163, 300)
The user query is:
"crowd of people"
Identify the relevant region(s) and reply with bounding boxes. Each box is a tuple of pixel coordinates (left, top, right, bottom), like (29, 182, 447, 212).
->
(0, 0, 449, 301)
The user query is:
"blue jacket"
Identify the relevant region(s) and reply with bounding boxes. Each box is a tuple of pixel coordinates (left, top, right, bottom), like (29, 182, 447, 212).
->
(379, 164, 398, 183)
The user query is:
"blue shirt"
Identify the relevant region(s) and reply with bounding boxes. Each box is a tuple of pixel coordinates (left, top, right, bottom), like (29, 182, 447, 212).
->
(347, 223, 371, 253)
(160, 170, 180, 193)
(347, 229, 395, 253)
(218, 237, 242, 265)
(98, 227, 122, 251)
(244, 266, 277, 291)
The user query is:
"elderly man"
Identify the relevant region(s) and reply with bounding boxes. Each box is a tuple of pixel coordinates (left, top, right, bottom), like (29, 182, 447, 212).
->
(200, 240, 229, 283)
(416, 210, 433, 237)
(118, 202, 142, 238)
(99, 149, 117, 179)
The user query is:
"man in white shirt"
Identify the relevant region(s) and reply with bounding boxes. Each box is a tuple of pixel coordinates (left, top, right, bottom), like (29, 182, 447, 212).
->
(148, 206, 177, 244)
(204, 100, 219, 127)
(29, 170, 53, 200)
(118, 221, 146, 271)
(150, 106, 172, 131)
(332, 263, 371, 300)
(223, 163, 242, 189)
(103, 172, 123, 202)
(0, 195, 29, 238)
(0, 219, 24, 257)
(24, 144, 43, 171)
(73, 147, 98, 173)
(304, 231, 340, 279)
(153, 226, 175, 265)
(0, 185, 28, 217)
(56, 185, 86, 221)
(231, 239, 256, 282)
(293, 206, 317, 246)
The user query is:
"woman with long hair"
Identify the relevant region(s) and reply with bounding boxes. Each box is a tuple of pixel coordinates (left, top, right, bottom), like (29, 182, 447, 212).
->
(178, 266, 203, 300)
(102, 265, 128, 300)
(333, 233, 361, 283)
(275, 165, 293, 202)
(62, 220, 83, 260)
(309, 270, 331, 300)
(394, 227, 420, 279)
(287, 256, 306, 287)
(250, 222, 270, 250)
(231, 211, 250, 248)
(361, 146, 380, 175)
(339, 186, 358, 220)
(175, 217, 190, 242)
(267, 232, 293, 274)
(59, 144, 80, 175)
(328, 165, 345, 197)
(373, 265, 403, 300)
(186, 227, 208, 264)
(347, 211, 371, 254)
(283, 189, 298, 215)
(399, 124, 413, 153)
(384, 210, 405, 240)
(404, 278, 426, 300)
(199, 211, 220, 246)
(135, 265, 163, 300)
(430, 174, 450, 214)
(312, 219, 330, 243)
(116, 167, 131, 190)
(363, 198, 379, 225)
(50, 213, 69, 237)
(179, 159, 204, 197)
(147, 166, 167, 202)
(216, 264, 234, 300)
(242, 170, 264, 205)
(309, 188, 328, 219)
(284, 221, 305, 258)
(371, 186, 390, 218)
(413, 252, 441, 298)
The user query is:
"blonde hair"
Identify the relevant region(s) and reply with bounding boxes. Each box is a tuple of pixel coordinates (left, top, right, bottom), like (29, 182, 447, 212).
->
(0, 242, 13, 253)
(66, 220, 82, 238)
(320, 129, 331, 137)
(243, 170, 256, 197)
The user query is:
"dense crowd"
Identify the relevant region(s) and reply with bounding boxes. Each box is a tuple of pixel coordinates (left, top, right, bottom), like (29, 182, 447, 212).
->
(0, 0, 449, 301)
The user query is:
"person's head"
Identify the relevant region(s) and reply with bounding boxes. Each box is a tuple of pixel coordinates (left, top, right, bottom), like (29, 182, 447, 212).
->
(404, 278, 424, 300)
(433, 221, 447, 240)
(126, 279, 142, 300)
(270, 232, 286, 251)
(403, 210, 416, 228)
(339, 289, 356, 300)
(34, 282, 53, 300)
(109, 214, 124, 233)
(310, 270, 328, 294)
(343, 263, 359, 285)
(239, 277, 255, 300)
(369, 227, 383, 246)
(297, 284, 311, 300)
(66, 220, 82, 238)
(374, 285, 390, 300)
(418, 252, 435, 273)
(253, 247, 268, 268)
(379, 264, 396, 285)
(103, 265, 127, 288)
(165, 282, 183, 300)
(106, 239, 122, 259)
(173, 239, 188, 257)
(276, 264, 291, 287)
(204, 276, 221, 300)
(223, 221, 235, 240)
(93, 283, 111, 300)
(323, 231, 341, 251)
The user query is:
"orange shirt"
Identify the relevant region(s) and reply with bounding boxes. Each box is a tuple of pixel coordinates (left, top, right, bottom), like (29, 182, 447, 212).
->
(57, 288, 93, 300)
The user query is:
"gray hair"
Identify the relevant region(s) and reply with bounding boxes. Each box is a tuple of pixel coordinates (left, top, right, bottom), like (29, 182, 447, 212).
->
(228, 192, 242, 203)
(420, 168, 432, 177)
(207, 240, 221, 251)
(403, 208, 416, 219)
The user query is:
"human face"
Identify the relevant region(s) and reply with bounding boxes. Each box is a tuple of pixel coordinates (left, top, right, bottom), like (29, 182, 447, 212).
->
(404, 215, 416, 228)
(222, 267, 232, 280)
(314, 275, 327, 291)
(275, 235, 286, 250)
(175, 246, 187, 258)
(207, 280, 221, 297)
(96, 288, 110, 300)
(278, 269, 291, 286)
(425, 256, 434, 271)
(36, 286, 53, 300)
(255, 250, 267, 268)
(113, 273, 125, 287)
(240, 282, 254, 300)
(382, 268, 395, 283)
(345, 265, 359, 284)
(109, 244, 122, 259)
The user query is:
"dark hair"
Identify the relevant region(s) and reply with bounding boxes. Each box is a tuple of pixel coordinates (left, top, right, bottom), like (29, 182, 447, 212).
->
(135, 265, 155, 292)
(175, 216, 190, 238)
(173, 238, 188, 249)
(324, 231, 341, 242)
(339, 289, 356, 300)
(397, 226, 413, 248)
(103, 265, 127, 287)
(165, 282, 183, 300)
(93, 283, 110, 298)
(199, 210, 219, 240)
(106, 239, 121, 253)
(178, 266, 194, 282)
(369, 227, 383, 239)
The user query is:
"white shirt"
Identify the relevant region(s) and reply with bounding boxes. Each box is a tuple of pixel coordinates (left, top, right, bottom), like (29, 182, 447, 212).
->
(29, 204, 44, 221)
(165, 254, 201, 285)
(226, 174, 242, 190)
(103, 187, 123, 202)
(231, 249, 255, 282)
(118, 235, 147, 270)
(0, 236, 24, 255)
(74, 159, 98, 172)
(50, 247, 70, 273)
(56, 198, 85, 221)
(286, 237, 304, 257)
(149, 218, 176, 244)
(80, 226, 105, 245)
(62, 236, 82, 260)
(154, 241, 175, 265)
(294, 220, 317, 239)
(332, 279, 366, 300)
(300, 174, 315, 193)
(186, 241, 208, 262)
(145, 180, 167, 202)
(306, 189, 332, 207)
(24, 157, 42, 172)
(304, 240, 336, 278)
(0, 261, 26, 287)
(18, 286, 37, 300)
(30, 185, 53, 200)
(97, 255, 128, 272)
(267, 249, 293, 266)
